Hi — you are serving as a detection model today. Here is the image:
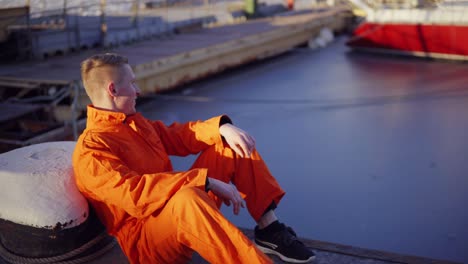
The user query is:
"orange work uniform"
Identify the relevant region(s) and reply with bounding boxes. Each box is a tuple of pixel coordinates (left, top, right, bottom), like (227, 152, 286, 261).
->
(72, 105, 285, 264)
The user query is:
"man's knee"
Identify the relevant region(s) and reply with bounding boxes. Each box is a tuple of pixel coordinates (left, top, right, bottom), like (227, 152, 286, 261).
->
(170, 187, 214, 212)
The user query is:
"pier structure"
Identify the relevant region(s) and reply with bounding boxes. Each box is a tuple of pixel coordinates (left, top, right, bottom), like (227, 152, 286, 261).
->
(0, 5, 351, 153)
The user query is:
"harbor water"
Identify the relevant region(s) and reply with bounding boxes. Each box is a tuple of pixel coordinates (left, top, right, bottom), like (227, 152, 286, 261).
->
(139, 36, 468, 263)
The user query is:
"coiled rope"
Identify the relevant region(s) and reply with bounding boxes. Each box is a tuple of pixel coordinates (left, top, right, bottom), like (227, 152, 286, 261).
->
(0, 231, 117, 264)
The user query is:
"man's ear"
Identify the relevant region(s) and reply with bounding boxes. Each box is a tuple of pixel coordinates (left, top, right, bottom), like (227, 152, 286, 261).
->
(106, 82, 117, 97)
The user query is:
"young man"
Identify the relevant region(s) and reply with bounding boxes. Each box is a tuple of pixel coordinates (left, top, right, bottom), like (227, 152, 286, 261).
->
(72, 53, 315, 264)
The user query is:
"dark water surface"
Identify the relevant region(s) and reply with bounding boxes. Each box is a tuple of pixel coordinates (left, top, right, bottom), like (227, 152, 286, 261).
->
(139, 37, 468, 263)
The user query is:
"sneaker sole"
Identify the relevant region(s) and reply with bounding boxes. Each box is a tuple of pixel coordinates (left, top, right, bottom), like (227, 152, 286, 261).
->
(255, 242, 316, 263)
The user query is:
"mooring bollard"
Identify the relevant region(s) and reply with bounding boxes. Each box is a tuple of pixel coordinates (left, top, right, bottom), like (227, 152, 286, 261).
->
(0, 142, 115, 263)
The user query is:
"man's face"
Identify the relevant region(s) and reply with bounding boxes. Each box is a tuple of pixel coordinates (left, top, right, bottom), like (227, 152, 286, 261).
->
(113, 64, 140, 115)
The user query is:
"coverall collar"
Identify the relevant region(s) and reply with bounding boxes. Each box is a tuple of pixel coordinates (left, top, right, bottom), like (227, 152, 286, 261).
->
(86, 105, 140, 128)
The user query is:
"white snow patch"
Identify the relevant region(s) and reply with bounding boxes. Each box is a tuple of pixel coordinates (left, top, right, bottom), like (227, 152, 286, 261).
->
(0, 141, 88, 229)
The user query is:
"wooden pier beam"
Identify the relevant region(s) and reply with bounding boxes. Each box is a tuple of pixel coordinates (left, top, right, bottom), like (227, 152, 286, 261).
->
(133, 7, 350, 94)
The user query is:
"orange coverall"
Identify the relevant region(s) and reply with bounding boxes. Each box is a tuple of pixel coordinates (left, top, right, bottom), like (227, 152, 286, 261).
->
(72, 105, 285, 264)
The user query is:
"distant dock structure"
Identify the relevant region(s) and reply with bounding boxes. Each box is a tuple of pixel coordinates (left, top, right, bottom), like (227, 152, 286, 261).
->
(0, 0, 351, 152)
(0, 1, 222, 61)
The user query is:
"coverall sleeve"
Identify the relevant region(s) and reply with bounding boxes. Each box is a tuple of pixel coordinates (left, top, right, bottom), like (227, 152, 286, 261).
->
(74, 135, 207, 219)
(151, 115, 232, 156)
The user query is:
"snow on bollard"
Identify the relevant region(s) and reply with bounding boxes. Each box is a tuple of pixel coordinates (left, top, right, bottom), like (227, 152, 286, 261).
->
(0, 141, 88, 229)
(308, 27, 334, 50)
(319, 27, 334, 44)
(307, 37, 319, 49)
(0, 142, 109, 260)
(315, 36, 328, 48)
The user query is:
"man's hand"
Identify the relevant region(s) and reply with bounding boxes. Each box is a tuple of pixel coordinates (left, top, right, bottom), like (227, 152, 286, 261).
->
(207, 177, 245, 215)
(219, 123, 256, 158)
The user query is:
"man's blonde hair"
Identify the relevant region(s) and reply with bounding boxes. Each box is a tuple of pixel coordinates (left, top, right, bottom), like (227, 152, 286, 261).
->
(80, 53, 129, 101)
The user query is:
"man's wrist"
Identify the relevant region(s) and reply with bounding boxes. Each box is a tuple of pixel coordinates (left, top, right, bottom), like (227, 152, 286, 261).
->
(219, 115, 232, 127)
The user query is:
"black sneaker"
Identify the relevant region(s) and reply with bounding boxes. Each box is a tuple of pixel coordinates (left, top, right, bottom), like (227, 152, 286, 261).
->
(254, 221, 315, 263)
